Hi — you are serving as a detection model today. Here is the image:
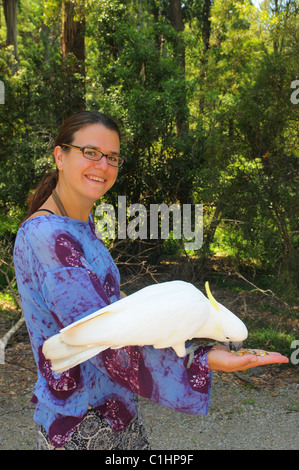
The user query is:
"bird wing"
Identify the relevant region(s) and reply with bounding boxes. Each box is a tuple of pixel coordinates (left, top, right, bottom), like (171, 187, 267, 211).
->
(42, 332, 107, 373)
(43, 281, 209, 373)
(59, 281, 206, 348)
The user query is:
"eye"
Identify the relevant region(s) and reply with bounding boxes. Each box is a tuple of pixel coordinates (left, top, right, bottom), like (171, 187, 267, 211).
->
(85, 148, 98, 158)
(226, 336, 230, 340)
(107, 155, 118, 163)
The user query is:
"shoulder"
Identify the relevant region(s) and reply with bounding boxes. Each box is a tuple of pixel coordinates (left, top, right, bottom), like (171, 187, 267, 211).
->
(26, 209, 55, 220)
(18, 214, 68, 242)
(14, 214, 95, 263)
(14, 216, 80, 261)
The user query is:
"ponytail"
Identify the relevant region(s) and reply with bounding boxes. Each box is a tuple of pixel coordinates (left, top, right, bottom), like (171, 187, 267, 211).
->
(25, 169, 58, 219)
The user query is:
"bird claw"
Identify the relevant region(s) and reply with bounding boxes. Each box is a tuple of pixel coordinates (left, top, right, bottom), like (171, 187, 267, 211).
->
(185, 341, 202, 368)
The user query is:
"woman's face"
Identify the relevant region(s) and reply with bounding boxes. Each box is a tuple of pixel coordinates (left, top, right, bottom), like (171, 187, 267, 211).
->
(55, 123, 120, 204)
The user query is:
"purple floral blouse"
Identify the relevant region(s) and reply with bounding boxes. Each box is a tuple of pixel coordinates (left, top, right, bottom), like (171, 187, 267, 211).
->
(13, 213, 212, 448)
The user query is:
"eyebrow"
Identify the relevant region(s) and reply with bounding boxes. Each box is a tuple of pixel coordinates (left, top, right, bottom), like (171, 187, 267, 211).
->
(84, 145, 120, 155)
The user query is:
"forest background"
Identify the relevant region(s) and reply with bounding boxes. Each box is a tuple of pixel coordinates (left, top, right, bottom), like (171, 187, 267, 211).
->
(0, 0, 298, 358)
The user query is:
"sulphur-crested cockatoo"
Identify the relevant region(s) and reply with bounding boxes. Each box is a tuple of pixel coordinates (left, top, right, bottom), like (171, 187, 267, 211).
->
(43, 281, 248, 373)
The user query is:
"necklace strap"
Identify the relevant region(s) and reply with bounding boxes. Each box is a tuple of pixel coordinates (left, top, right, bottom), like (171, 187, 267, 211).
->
(52, 189, 68, 217)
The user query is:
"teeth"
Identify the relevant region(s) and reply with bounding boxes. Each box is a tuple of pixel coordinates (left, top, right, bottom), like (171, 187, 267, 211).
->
(87, 176, 105, 182)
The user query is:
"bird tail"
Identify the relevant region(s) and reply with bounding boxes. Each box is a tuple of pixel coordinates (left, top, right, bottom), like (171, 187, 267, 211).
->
(42, 333, 108, 374)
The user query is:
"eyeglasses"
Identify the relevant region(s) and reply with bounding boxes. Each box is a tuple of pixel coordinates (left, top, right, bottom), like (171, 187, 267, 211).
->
(61, 144, 125, 168)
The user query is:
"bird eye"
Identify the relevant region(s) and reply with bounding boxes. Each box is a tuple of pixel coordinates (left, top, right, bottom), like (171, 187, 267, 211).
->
(226, 336, 230, 340)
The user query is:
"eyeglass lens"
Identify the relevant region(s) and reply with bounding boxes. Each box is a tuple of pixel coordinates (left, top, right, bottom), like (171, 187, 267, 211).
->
(83, 148, 123, 167)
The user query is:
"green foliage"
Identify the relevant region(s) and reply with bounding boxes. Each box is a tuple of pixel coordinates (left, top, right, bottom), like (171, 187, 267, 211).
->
(246, 324, 297, 357)
(189, 0, 298, 298)
(0, 0, 298, 302)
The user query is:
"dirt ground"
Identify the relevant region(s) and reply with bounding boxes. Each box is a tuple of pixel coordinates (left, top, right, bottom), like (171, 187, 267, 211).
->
(0, 331, 298, 451)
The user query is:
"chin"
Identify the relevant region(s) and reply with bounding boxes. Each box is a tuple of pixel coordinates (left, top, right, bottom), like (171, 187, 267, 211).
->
(84, 186, 108, 201)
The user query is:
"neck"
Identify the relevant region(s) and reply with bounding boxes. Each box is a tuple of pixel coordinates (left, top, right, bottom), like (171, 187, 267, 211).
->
(53, 183, 93, 222)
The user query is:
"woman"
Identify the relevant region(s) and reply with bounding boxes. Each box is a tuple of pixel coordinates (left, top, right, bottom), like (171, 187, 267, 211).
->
(13, 111, 288, 450)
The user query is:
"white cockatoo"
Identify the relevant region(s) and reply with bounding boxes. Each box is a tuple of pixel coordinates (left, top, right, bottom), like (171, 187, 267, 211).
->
(43, 281, 248, 373)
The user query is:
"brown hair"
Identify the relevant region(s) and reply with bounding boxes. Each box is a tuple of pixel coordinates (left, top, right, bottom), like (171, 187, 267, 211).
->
(26, 111, 121, 218)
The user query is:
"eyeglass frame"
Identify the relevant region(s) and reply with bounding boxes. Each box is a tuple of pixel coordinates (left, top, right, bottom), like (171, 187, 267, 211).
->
(61, 143, 125, 168)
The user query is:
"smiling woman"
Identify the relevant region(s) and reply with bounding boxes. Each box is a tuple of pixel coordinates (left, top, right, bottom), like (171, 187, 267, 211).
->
(13, 110, 288, 451)
(53, 123, 120, 220)
(26, 111, 122, 222)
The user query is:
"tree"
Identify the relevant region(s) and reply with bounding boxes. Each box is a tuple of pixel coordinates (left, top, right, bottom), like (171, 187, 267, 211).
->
(62, 1, 85, 64)
(3, 0, 18, 63)
(0, 0, 297, 299)
(169, 0, 189, 136)
(61, 0, 86, 116)
(190, 0, 298, 296)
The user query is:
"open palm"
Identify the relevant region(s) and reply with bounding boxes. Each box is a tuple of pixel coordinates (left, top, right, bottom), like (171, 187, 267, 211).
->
(208, 346, 289, 372)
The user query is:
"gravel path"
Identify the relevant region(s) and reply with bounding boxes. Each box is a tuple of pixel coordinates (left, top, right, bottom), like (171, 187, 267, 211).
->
(140, 372, 298, 450)
(0, 341, 298, 450)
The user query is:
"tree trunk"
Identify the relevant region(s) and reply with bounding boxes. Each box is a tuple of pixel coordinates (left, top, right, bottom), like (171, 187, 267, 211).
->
(168, 0, 188, 137)
(61, 0, 86, 115)
(3, 0, 18, 61)
(199, 0, 212, 113)
(169, 0, 185, 70)
(202, 0, 212, 54)
(62, 0, 85, 65)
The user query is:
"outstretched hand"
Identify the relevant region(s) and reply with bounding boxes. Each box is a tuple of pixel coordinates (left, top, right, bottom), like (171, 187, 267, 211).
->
(207, 345, 289, 372)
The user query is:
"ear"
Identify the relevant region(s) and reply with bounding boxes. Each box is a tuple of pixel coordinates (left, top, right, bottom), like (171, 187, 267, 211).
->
(54, 146, 64, 171)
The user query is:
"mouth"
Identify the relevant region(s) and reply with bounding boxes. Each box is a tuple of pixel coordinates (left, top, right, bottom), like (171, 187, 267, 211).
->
(85, 175, 105, 183)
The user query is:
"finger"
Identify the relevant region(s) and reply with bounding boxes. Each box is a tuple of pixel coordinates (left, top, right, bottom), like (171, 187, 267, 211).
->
(227, 354, 259, 371)
(247, 351, 289, 363)
(240, 356, 258, 369)
(236, 354, 289, 369)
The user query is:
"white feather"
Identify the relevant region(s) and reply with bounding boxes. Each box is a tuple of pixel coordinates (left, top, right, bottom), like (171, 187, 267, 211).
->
(43, 280, 248, 373)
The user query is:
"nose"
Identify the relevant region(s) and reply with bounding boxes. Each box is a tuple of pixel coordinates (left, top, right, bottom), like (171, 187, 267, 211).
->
(93, 155, 109, 169)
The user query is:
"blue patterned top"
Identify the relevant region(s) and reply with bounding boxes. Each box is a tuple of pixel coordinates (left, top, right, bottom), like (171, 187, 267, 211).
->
(13, 213, 212, 448)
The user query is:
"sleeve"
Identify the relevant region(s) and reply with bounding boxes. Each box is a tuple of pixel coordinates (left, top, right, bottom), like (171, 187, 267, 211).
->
(38, 230, 212, 416)
(40, 231, 120, 329)
(92, 344, 213, 416)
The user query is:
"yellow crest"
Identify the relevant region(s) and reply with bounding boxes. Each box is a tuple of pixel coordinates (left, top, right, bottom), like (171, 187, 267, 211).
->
(205, 281, 220, 311)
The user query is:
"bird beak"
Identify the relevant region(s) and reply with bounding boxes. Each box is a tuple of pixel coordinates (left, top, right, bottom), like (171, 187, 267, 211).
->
(225, 341, 243, 352)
